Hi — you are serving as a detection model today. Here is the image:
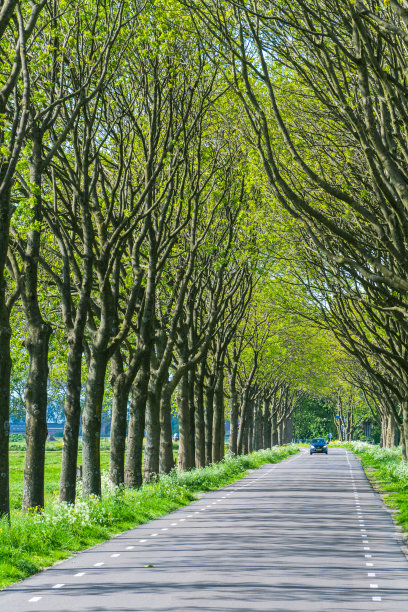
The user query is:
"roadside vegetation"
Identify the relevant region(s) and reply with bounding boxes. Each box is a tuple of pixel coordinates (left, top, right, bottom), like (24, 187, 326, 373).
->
(345, 442, 408, 537)
(0, 445, 298, 590)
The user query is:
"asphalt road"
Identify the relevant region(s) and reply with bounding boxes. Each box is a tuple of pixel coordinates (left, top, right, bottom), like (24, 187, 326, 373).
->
(2, 448, 408, 612)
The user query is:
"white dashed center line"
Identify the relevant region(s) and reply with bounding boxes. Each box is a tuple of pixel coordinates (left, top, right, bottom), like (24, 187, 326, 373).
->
(161, 528, 168, 531)
(126, 546, 135, 549)
(139, 540, 147, 543)
(74, 572, 86, 577)
(52, 583, 65, 589)
(94, 562, 104, 566)
(370, 584, 379, 588)
(29, 597, 42, 602)
(151, 533, 158, 536)
(111, 553, 120, 558)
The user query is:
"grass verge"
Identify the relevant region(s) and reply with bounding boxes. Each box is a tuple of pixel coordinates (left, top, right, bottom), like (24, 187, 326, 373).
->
(343, 442, 408, 538)
(0, 445, 298, 589)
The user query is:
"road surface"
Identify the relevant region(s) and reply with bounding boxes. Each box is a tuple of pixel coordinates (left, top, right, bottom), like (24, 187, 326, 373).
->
(1, 448, 408, 611)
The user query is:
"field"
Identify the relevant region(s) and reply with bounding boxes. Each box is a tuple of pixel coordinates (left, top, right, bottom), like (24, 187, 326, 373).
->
(9, 439, 176, 509)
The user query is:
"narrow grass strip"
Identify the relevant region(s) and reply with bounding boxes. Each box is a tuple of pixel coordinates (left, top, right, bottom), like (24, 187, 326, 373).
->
(343, 441, 408, 537)
(0, 445, 298, 589)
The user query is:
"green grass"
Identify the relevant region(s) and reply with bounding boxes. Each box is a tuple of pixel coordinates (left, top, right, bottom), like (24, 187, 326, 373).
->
(9, 441, 179, 509)
(344, 442, 408, 536)
(0, 445, 298, 589)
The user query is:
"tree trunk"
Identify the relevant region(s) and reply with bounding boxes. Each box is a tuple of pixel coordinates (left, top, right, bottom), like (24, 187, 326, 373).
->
(110, 350, 131, 487)
(143, 373, 161, 482)
(285, 413, 293, 444)
(178, 372, 194, 471)
(212, 369, 224, 463)
(0, 174, 11, 517)
(0, 297, 11, 517)
(263, 400, 271, 449)
(22, 136, 53, 510)
(383, 413, 399, 448)
(271, 410, 278, 446)
(59, 339, 83, 503)
(204, 374, 215, 465)
(194, 361, 206, 467)
(401, 399, 408, 461)
(229, 365, 238, 455)
(159, 381, 174, 473)
(242, 419, 248, 454)
(81, 351, 109, 497)
(22, 322, 52, 510)
(278, 419, 284, 446)
(125, 371, 147, 488)
(248, 402, 254, 453)
(188, 368, 196, 465)
(253, 402, 262, 451)
(237, 392, 249, 455)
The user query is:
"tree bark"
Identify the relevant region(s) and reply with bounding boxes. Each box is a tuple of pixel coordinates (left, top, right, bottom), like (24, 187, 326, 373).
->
(204, 373, 215, 465)
(285, 413, 293, 444)
(125, 371, 147, 488)
(247, 401, 254, 453)
(229, 364, 238, 455)
(81, 351, 109, 497)
(159, 381, 174, 473)
(401, 399, 408, 461)
(187, 367, 196, 466)
(254, 401, 262, 451)
(194, 360, 206, 467)
(0, 284, 11, 517)
(263, 400, 271, 449)
(143, 372, 161, 482)
(22, 322, 52, 510)
(0, 181, 11, 516)
(271, 410, 278, 446)
(59, 339, 83, 503)
(178, 371, 194, 471)
(109, 350, 130, 486)
(212, 368, 224, 462)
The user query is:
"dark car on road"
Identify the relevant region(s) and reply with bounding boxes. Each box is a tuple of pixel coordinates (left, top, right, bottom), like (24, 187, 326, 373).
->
(310, 438, 328, 455)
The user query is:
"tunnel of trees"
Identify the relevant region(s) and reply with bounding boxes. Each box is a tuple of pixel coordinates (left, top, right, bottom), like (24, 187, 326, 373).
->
(1, 0, 407, 518)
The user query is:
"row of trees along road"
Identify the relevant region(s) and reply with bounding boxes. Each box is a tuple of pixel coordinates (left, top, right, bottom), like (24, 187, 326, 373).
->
(1, 0, 406, 519)
(187, 0, 408, 457)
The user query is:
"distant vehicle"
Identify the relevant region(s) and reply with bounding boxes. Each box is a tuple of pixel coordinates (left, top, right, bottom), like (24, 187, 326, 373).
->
(310, 438, 328, 455)
(173, 433, 179, 441)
